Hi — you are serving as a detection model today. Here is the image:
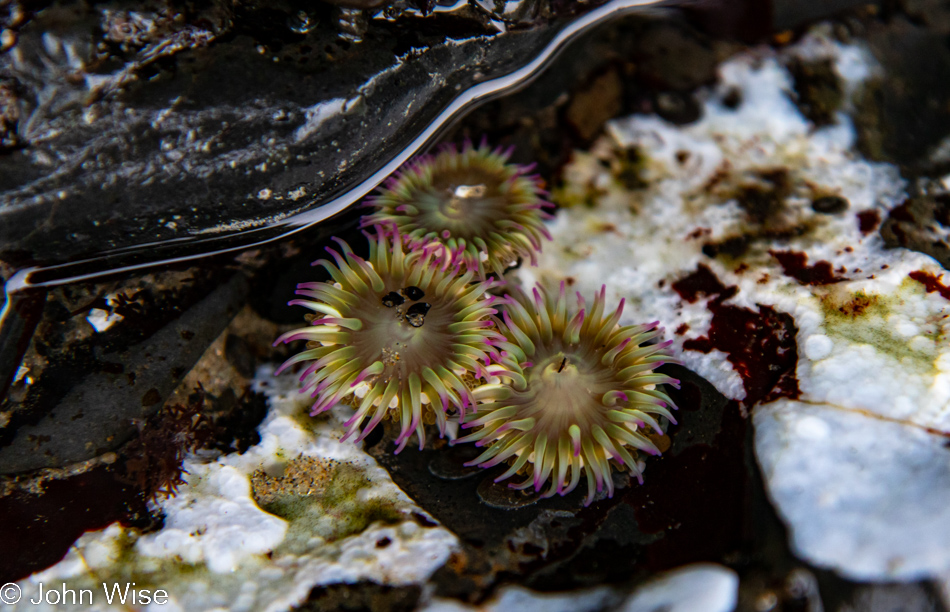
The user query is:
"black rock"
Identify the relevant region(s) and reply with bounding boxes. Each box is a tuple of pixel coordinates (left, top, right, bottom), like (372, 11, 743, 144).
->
(0, 0, 658, 284)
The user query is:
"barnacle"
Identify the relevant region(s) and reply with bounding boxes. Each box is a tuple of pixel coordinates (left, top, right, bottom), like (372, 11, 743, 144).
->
(458, 284, 679, 505)
(361, 141, 554, 277)
(275, 227, 502, 452)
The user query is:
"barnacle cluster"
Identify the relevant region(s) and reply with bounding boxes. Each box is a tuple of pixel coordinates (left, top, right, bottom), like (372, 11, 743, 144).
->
(276, 141, 679, 503)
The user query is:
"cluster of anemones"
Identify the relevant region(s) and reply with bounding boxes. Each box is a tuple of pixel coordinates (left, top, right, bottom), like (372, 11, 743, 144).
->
(276, 142, 679, 503)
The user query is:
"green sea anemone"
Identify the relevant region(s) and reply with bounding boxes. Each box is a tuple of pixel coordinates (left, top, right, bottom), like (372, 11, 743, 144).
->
(458, 284, 679, 505)
(275, 227, 502, 453)
(361, 141, 553, 277)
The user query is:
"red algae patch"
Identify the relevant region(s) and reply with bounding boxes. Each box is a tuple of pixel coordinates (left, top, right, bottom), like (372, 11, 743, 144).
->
(769, 250, 847, 286)
(856, 210, 881, 235)
(673, 266, 800, 406)
(909, 271, 950, 300)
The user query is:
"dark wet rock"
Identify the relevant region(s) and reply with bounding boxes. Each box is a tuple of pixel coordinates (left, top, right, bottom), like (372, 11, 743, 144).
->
(0, 288, 45, 399)
(427, 442, 483, 481)
(811, 194, 849, 214)
(4, 0, 948, 604)
(566, 67, 623, 141)
(447, 12, 723, 179)
(250, 251, 329, 324)
(209, 388, 269, 454)
(663, 366, 728, 454)
(653, 90, 703, 125)
(853, 17, 950, 170)
(245, 208, 364, 324)
(880, 189, 950, 270)
(0, 459, 157, 584)
(3, 266, 234, 450)
(772, 0, 880, 31)
(0, 0, 651, 281)
(525, 503, 659, 589)
(676, 0, 773, 42)
(293, 582, 421, 612)
(678, 0, 873, 43)
(632, 21, 718, 92)
(0, 272, 249, 473)
(0, 277, 284, 582)
(225, 333, 258, 379)
(904, 0, 950, 33)
(322, 0, 394, 9)
(786, 56, 843, 127)
(367, 364, 757, 602)
(0, 77, 22, 151)
(369, 432, 588, 549)
(476, 473, 543, 509)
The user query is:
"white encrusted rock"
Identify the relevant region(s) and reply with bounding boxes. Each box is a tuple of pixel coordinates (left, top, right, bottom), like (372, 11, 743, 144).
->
(14, 365, 458, 612)
(755, 400, 950, 580)
(524, 27, 950, 584)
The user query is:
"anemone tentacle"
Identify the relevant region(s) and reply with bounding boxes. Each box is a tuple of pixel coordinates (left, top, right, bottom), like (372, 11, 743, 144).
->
(457, 283, 679, 505)
(275, 228, 502, 453)
(361, 141, 554, 278)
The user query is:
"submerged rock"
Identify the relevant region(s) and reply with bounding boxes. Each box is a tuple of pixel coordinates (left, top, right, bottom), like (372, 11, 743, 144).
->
(0, 0, 663, 283)
(0, 272, 249, 473)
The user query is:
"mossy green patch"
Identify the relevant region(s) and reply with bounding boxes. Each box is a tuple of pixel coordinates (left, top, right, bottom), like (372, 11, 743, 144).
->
(820, 281, 943, 375)
(261, 462, 404, 555)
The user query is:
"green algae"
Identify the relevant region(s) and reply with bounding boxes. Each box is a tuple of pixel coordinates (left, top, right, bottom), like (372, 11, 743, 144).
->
(256, 460, 404, 555)
(819, 280, 944, 375)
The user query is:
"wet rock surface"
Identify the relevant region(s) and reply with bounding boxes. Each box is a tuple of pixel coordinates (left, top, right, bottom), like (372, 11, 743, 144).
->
(0, 296, 281, 582)
(852, 5, 950, 173)
(0, 272, 249, 473)
(294, 582, 421, 612)
(0, 0, 657, 279)
(881, 185, 950, 270)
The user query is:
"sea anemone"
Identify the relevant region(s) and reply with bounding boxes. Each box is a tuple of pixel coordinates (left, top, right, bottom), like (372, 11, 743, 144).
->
(457, 283, 679, 505)
(274, 227, 502, 453)
(361, 141, 554, 277)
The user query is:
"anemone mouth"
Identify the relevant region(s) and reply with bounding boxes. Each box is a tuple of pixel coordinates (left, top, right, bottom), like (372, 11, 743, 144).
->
(362, 141, 554, 277)
(457, 283, 680, 505)
(275, 227, 501, 453)
(349, 282, 458, 384)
